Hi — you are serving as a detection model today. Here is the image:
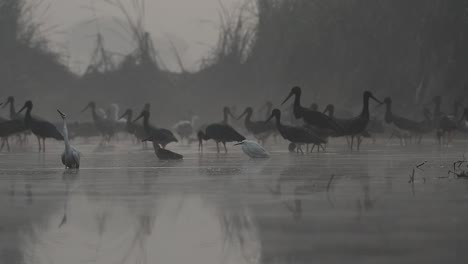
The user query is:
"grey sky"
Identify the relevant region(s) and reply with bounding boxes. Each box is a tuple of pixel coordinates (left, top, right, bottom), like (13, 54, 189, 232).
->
(39, 0, 242, 72)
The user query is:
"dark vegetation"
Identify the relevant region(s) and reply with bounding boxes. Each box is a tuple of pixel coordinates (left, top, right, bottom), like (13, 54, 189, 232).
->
(2, 0, 468, 124)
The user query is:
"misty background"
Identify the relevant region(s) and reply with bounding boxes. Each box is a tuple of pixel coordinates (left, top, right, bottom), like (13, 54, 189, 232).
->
(1, 0, 468, 126)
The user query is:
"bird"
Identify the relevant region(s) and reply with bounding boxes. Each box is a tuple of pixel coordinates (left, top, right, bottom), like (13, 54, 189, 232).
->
(133, 103, 178, 148)
(382, 97, 432, 144)
(234, 140, 270, 158)
(2, 96, 33, 144)
(324, 91, 382, 150)
(18, 101, 63, 152)
(143, 137, 183, 160)
(266, 109, 327, 154)
(0, 118, 27, 152)
(198, 107, 245, 153)
(281, 86, 343, 133)
(237, 107, 276, 145)
(119, 109, 146, 142)
(432, 96, 459, 145)
(81, 101, 116, 144)
(173, 115, 199, 144)
(57, 109, 80, 169)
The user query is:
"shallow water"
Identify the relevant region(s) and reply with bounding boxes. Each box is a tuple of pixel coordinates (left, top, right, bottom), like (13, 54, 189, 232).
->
(1, 138, 468, 264)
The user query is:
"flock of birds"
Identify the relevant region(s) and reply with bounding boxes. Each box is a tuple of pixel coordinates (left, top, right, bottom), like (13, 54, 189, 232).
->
(1, 87, 468, 170)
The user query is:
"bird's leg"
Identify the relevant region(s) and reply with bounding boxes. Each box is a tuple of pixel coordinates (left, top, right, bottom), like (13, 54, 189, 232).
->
(6, 138, 10, 152)
(216, 142, 220, 153)
(42, 138, 46, 152)
(223, 142, 227, 153)
(350, 136, 354, 150)
(306, 144, 309, 153)
(346, 136, 350, 147)
(0, 138, 4, 152)
(37, 136, 41, 152)
(357, 136, 362, 151)
(310, 144, 316, 153)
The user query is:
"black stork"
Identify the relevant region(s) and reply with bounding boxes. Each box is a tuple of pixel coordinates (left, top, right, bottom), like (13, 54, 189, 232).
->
(237, 107, 276, 145)
(266, 109, 327, 154)
(325, 91, 382, 150)
(119, 109, 146, 143)
(0, 118, 27, 151)
(432, 96, 460, 145)
(81, 101, 116, 144)
(133, 103, 178, 149)
(18, 101, 63, 152)
(281, 86, 342, 133)
(382, 97, 432, 144)
(197, 107, 245, 153)
(143, 137, 183, 160)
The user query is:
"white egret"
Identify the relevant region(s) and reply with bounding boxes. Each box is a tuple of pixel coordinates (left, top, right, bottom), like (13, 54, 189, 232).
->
(57, 109, 80, 169)
(234, 140, 270, 158)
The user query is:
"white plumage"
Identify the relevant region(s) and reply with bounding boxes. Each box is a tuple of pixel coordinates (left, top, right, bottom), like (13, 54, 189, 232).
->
(173, 116, 199, 143)
(57, 109, 80, 169)
(235, 140, 270, 158)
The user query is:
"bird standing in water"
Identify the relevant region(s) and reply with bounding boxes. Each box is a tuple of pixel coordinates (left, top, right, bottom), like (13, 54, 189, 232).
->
(143, 137, 183, 160)
(237, 107, 276, 145)
(266, 109, 327, 154)
(19, 101, 63, 152)
(57, 109, 80, 169)
(198, 107, 245, 153)
(234, 140, 270, 158)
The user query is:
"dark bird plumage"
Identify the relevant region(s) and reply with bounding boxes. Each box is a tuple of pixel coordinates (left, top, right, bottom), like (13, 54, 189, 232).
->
(281, 86, 343, 133)
(266, 109, 326, 154)
(198, 107, 245, 153)
(19, 101, 63, 152)
(133, 103, 178, 148)
(323, 91, 382, 150)
(143, 137, 183, 160)
(238, 107, 276, 144)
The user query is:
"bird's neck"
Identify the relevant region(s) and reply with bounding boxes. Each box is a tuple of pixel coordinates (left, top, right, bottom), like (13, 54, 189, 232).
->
(62, 119, 71, 151)
(90, 107, 100, 121)
(24, 108, 32, 127)
(223, 112, 229, 124)
(361, 96, 370, 119)
(126, 113, 133, 125)
(384, 103, 392, 122)
(328, 108, 335, 118)
(9, 102, 16, 119)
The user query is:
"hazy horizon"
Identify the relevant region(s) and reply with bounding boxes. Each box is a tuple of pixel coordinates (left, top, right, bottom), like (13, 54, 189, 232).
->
(39, 0, 243, 73)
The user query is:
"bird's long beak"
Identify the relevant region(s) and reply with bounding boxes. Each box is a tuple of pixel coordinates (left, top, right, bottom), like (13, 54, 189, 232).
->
(322, 107, 329, 114)
(281, 92, 294, 106)
(265, 113, 274, 123)
(234, 142, 244, 146)
(81, 104, 90, 113)
(370, 94, 383, 105)
(18, 104, 27, 113)
(142, 137, 152, 142)
(1, 102, 6, 109)
(133, 112, 143, 123)
(57, 109, 66, 119)
(236, 109, 247, 120)
(118, 111, 128, 120)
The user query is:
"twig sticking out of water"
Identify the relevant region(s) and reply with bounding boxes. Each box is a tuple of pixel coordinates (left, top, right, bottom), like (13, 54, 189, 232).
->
(416, 161, 427, 170)
(326, 174, 335, 192)
(408, 168, 415, 184)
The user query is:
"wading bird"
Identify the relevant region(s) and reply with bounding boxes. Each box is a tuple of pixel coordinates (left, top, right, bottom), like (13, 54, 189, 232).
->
(0, 118, 27, 151)
(325, 91, 382, 150)
(432, 96, 459, 145)
(237, 107, 276, 145)
(266, 109, 326, 154)
(382, 97, 432, 144)
(133, 103, 178, 148)
(119, 109, 146, 143)
(281, 86, 342, 133)
(173, 115, 199, 144)
(82, 102, 116, 144)
(234, 140, 270, 158)
(57, 109, 80, 169)
(198, 107, 245, 153)
(143, 137, 183, 160)
(19, 101, 63, 152)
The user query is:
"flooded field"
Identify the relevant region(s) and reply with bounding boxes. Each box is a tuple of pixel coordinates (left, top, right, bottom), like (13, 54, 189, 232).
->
(1, 138, 468, 264)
